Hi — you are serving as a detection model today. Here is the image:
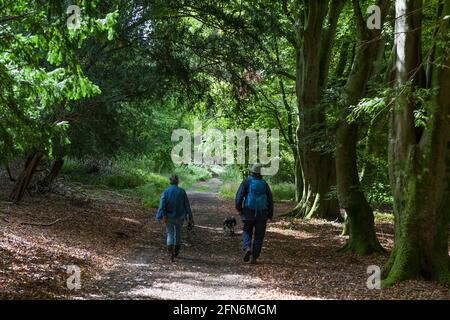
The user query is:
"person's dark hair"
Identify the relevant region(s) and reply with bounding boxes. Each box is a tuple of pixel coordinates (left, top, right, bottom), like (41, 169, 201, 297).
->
(250, 172, 262, 179)
(169, 174, 179, 185)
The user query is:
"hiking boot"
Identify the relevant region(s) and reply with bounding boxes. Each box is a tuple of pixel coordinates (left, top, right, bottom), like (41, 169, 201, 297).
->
(250, 257, 258, 264)
(174, 245, 180, 258)
(168, 245, 175, 262)
(243, 249, 252, 262)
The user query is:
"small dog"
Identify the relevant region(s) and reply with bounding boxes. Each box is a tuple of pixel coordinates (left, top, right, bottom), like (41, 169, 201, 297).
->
(223, 217, 237, 236)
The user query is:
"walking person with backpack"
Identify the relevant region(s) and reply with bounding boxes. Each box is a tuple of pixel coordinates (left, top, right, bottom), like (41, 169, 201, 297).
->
(156, 174, 194, 262)
(235, 164, 274, 264)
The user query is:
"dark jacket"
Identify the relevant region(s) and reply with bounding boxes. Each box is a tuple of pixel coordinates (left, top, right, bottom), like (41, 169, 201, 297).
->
(235, 175, 274, 221)
(156, 184, 193, 221)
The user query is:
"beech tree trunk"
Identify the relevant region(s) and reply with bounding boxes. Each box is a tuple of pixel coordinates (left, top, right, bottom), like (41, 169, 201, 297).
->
(383, 0, 450, 286)
(293, 147, 303, 202)
(334, 40, 351, 82)
(9, 152, 44, 203)
(335, 0, 389, 254)
(290, 0, 344, 220)
(336, 125, 384, 253)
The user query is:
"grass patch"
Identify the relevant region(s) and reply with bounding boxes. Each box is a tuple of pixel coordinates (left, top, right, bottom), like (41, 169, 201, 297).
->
(271, 183, 295, 201)
(174, 165, 212, 190)
(62, 158, 211, 208)
(195, 185, 211, 192)
(220, 182, 295, 202)
(218, 166, 295, 202)
(374, 211, 394, 223)
(219, 181, 240, 199)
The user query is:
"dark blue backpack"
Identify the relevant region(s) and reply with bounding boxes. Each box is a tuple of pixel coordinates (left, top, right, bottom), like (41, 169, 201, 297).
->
(244, 177, 268, 215)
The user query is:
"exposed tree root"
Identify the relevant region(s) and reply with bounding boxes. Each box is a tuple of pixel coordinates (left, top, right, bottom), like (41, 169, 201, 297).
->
(0, 214, 63, 227)
(338, 240, 386, 256)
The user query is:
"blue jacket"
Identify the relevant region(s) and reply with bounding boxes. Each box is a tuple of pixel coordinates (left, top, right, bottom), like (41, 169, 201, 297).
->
(235, 175, 274, 221)
(156, 185, 193, 221)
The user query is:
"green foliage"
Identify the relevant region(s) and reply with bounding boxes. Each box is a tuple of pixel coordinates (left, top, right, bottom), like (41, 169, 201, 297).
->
(219, 165, 295, 201)
(61, 158, 147, 189)
(266, 150, 295, 184)
(270, 183, 296, 201)
(62, 158, 210, 208)
(366, 181, 393, 207)
(195, 185, 211, 192)
(0, 0, 117, 162)
(218, 165, 242, 199)
(131, 174, 169, 208)
(219, 181, 241, 200)
(359, 155, 393, 208)
(348, 96, 387, 123)
(219, 165, 244, 183)
(174, 165, 212, 190)
(358, 122, 393, 208)
(374, 211, 394, 223)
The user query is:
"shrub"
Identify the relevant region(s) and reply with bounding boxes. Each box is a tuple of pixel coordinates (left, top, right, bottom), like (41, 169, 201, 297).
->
(61, 158, 212, 208)
(271, 183, 295, 201)
(174, 165, 212, 189)
(219, 181, 240, 199)
(218, 166, 295, 202)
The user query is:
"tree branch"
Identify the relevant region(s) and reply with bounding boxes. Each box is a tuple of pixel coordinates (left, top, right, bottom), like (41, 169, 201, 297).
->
(275, 70, 296, 81)
(352, 0, 366, 34)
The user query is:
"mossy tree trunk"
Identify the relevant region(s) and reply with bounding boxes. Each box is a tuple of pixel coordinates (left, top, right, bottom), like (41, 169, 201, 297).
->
(336, 123, 384, 254)
(383, 0, 450, 286)
(290, 0, 345, 220)
(335, 0, 389, 255)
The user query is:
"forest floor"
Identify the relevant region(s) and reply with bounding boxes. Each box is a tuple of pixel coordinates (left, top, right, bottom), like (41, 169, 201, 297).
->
(0, 176, 449, 299)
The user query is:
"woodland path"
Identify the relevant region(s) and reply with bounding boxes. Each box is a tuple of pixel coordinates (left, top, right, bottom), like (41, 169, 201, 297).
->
(2, 177, 448, 299)
(82, 178, 297, 299)
(80, 179, 449, 300)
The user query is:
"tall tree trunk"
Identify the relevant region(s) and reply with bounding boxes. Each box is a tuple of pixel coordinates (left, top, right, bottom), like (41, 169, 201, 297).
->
(293, 147, 303, 202)
(9, 152, 44, 203)
(336, 125, 384, 253)
(383, 0, 450, 286)
(334, 40, 351, 82)
(425, 1, 444, 88)
(290, 0, 344, 220)
(336, 0, 389, 254)
(38, 158, 64, 192)
(5, 163, 15, 181)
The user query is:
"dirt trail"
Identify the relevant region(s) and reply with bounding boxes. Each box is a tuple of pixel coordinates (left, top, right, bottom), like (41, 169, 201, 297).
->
(2, 175, 448, 299)
(75, 178, 450, 300)
(82, 178, 294, 299)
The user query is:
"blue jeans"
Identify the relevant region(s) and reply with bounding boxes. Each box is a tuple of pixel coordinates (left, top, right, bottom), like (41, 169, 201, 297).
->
(166, 218, 184, 246)
(242, 220, 267, 259)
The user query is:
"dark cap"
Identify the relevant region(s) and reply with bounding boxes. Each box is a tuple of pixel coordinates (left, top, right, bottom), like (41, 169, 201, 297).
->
(169, 174, 179, 185)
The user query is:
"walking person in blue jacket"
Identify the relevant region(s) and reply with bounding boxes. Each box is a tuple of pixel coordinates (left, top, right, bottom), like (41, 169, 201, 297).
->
(156, 175, 194, 262)
(235, 164, 274, 264)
